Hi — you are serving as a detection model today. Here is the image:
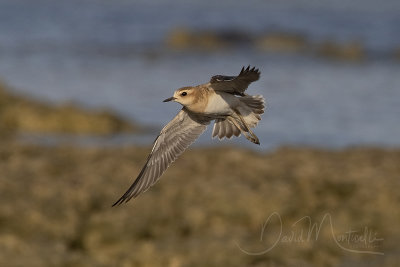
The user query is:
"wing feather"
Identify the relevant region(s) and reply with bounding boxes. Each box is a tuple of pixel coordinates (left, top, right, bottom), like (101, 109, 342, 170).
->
(209, 65, 260, 95)
(112, 108, 210, 205)
(212, 118, 241, 140)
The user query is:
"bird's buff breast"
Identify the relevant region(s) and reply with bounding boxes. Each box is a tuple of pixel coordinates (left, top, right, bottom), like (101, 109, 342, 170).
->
(185, 90, 236, 117)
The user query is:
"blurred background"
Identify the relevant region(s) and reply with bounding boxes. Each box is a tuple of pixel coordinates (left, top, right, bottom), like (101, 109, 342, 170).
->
(0, 0, 399, 266)
(0, 0, 399, 148)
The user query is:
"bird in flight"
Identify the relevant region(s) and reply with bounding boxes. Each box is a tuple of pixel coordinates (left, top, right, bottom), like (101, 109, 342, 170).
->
(113, 66, 265, 206)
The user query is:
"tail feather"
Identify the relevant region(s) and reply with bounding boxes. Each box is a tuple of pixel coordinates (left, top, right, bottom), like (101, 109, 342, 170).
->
(212, 94, 265, 145)
(240, 95, 265, 110)
(237, 95, 265, 128)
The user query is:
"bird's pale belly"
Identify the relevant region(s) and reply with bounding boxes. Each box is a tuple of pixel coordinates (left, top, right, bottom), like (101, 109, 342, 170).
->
(203, 92, 238, 117)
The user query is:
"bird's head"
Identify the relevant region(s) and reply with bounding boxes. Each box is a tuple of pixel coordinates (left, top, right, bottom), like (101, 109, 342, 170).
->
(163, 87, 196, 107)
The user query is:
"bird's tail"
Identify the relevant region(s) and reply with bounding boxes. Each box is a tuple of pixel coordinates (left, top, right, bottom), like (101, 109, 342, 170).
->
(237, 95, 265, 127)
(211, 95, 265, 144)
(233, 95, 265, 144)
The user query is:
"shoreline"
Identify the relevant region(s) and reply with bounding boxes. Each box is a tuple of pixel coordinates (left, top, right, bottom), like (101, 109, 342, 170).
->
(0, 81, 141, 137)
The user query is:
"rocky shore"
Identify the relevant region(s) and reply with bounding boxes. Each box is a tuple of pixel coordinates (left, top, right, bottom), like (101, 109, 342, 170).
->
(0, 82, 140, 137)
(0, 141, 398, 266)
(166, 28, 399, 62)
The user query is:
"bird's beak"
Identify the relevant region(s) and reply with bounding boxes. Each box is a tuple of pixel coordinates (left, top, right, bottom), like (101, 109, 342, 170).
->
(163, 96, 176, 102)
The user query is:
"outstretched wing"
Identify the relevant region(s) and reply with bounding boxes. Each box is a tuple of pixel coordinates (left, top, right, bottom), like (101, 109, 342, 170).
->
(209, 66, 260, 96)
(113, 108, 210, 206)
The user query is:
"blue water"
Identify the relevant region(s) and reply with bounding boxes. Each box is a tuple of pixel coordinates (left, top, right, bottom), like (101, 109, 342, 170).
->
(1, 0, 399, 150)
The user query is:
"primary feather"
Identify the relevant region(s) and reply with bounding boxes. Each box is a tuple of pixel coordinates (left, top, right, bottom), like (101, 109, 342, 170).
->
(112, 108, 209, 206)
(209, 65, 260, 96)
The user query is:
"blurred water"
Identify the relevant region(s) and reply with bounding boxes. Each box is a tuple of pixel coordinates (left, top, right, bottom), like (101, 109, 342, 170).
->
(0, 0, 399, 149)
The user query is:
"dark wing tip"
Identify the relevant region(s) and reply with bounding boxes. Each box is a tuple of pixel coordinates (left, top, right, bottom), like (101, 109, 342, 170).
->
(112, 181, 139, 206)
(111, 200, 122, 207)
(239, 65, 261, 80)
(240, 65, 260, 74)
(111, 195, 129, 207)
(211, 66, 260, 84)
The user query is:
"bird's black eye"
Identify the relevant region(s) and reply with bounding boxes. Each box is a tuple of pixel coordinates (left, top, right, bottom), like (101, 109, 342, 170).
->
(181, 92, 187, 96)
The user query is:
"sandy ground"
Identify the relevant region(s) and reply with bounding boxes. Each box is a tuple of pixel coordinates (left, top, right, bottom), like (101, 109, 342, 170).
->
(0, 141, 399, 267)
